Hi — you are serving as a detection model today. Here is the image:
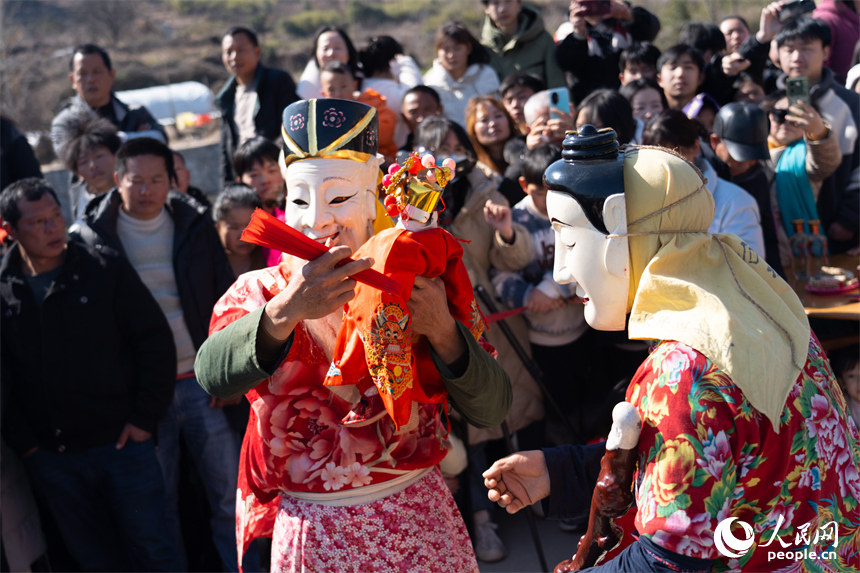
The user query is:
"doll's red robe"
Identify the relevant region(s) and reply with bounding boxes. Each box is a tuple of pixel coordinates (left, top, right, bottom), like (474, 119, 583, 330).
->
(323, 226, 485, 430)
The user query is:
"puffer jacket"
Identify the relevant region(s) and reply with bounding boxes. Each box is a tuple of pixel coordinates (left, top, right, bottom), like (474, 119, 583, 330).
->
(481, 4, 566, 89)
(445, 167, 545, 443)
(423, 61, 500, 128)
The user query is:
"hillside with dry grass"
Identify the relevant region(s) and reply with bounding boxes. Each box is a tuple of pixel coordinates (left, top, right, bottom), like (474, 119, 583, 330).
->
(2, 0, 769, 161)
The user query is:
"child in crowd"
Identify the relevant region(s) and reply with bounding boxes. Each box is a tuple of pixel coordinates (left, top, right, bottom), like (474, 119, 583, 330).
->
(833, 346, 860, 431)
(212, 183, 266, 277)
(619, 77, 666, 124)
(232, 136, 286, 266)
(59, 114, 120, 227)
(499, 72, 545, 135)
(760, 90, 841, 270)
(319, 61, 398, 163)
(708, 102, 783, 276)
(618, 42, 661, 85)
(493, 144, 609, 453)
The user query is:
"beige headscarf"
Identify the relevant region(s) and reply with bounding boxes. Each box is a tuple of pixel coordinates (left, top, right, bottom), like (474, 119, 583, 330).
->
(621, 147, 809, 432)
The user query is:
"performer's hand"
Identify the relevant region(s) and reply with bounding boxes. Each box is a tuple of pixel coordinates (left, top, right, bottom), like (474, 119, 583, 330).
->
(408, 275, 466, 365)
(483, 450, 551, 514)
(116, 423, 152, 449)
(262, 245, 374, 341)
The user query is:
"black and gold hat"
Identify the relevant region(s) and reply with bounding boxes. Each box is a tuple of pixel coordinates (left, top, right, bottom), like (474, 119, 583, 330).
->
(281, 98, 379, 169)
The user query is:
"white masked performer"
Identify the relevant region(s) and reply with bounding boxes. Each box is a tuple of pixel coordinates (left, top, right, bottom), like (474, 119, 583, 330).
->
(196, 99, 511, 572)
(483, 126, 860, 572)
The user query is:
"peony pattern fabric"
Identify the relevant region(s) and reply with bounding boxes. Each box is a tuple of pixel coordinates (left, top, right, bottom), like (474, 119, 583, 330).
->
(628, 336, 860, 572)
(270, 468, 479, 573)
(209, 264, 451, 567)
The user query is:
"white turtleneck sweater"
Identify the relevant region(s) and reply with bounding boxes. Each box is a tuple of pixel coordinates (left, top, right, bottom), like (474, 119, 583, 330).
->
(118, 208, 196, 374)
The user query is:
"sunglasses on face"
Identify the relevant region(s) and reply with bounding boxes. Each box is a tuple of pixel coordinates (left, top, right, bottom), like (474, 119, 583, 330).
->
(769, 109, 789, 124)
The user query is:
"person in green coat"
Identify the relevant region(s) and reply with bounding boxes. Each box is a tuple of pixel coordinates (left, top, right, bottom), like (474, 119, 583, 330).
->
(481, 0, 567, 89)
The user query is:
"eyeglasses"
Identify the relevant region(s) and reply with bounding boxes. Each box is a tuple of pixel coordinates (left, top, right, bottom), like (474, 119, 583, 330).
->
(769, 109, 789, 124)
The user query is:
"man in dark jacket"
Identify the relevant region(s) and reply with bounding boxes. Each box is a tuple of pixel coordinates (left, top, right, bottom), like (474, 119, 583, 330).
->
(216, 26, 298, 182)
(556, 0, 661, 105)
(71, 138, 249, 572)
(51, 43, 167, 157)
(0, 177, 181, 572)
(0, 118, 42, 192)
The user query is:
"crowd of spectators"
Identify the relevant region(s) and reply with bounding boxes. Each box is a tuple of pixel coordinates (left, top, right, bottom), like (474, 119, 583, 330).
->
(1, 0, 859, 570)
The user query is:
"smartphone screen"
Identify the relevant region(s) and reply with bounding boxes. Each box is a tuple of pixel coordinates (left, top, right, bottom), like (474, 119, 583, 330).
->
(549, 88, 570, 120)
(786, 77, 810, 110)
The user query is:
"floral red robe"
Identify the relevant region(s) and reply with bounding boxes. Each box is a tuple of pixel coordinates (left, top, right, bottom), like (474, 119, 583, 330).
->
(621, 335, 860, 572)
(209, 264, 452, 565)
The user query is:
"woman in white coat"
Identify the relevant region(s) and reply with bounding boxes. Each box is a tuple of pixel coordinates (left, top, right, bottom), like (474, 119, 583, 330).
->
(423, 22, 500, 128)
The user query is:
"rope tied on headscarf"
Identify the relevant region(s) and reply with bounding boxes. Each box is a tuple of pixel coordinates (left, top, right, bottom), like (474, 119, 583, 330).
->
(604, 172, 803, 372)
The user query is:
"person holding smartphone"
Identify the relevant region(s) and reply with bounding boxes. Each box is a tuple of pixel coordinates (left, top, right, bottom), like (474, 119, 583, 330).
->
(775, 15, 859, 252)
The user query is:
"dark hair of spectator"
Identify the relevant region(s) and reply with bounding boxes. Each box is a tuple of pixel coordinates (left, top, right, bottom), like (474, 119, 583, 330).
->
(321, 61, 357, 80)
(60, 114, 122, 173)
(70, 43, 111, 71)
(225, 26, 259, 48)
(434, 22, 490, 66)
(0, 178, 61, 229)
(657, 44, 705, 73)
(115, 138, 176, 185)
(404, 85, 442, 106)
(830, 345, 859, 382)
(313, 27, 360, 70)
(465, 96, 516, 174)
(414, 117, 477, 160)
(213, 183, 263, 223)
(499, 72, 546, 99)
(618, 42, 662, 74)
(775, 17, 832, 49)
(641, 109, 699, 150)
(359, 36, 403, 78)
(679, 23, 726, 58)
(232, 136, 281, 178)
(732, 72, 764, 92)
(521, 144, 562, 187)
(619, 77, 669, 110)
(577, 89, 636, 145)
(719, 14, 750, 31)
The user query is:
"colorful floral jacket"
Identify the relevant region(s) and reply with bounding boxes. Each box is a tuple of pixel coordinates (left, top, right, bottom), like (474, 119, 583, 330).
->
(629, 336, 860, 572)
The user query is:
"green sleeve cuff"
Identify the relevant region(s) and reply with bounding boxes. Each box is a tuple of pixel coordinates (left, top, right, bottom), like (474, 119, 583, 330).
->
(430, 321, 512, 429)
(195, 304, 294, 399)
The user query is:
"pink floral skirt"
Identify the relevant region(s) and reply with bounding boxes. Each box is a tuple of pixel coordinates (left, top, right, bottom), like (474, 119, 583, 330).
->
(270, 467, 479, 573)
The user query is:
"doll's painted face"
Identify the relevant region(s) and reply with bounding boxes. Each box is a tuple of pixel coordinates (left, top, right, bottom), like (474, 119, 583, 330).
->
(548, 190, 630, 331)
(285, 159, 378, 253)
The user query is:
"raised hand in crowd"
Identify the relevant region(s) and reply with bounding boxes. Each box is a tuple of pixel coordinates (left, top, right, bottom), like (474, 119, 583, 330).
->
(483, 198, 514, 243)
(757, 1, 786, 44)
(722, 52, 751, 77)
(526, 289, 565, 313)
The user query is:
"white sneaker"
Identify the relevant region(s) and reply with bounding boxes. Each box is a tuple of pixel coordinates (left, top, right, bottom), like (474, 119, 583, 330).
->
(473, 510, 507, 563)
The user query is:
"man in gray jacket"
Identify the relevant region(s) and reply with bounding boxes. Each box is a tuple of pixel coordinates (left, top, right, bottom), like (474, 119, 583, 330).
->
(51, 43, 167, 157)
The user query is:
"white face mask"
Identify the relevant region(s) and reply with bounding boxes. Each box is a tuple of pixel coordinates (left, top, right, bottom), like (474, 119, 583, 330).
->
(284, 159, 379, 253)
(548, 191, 630, 331)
